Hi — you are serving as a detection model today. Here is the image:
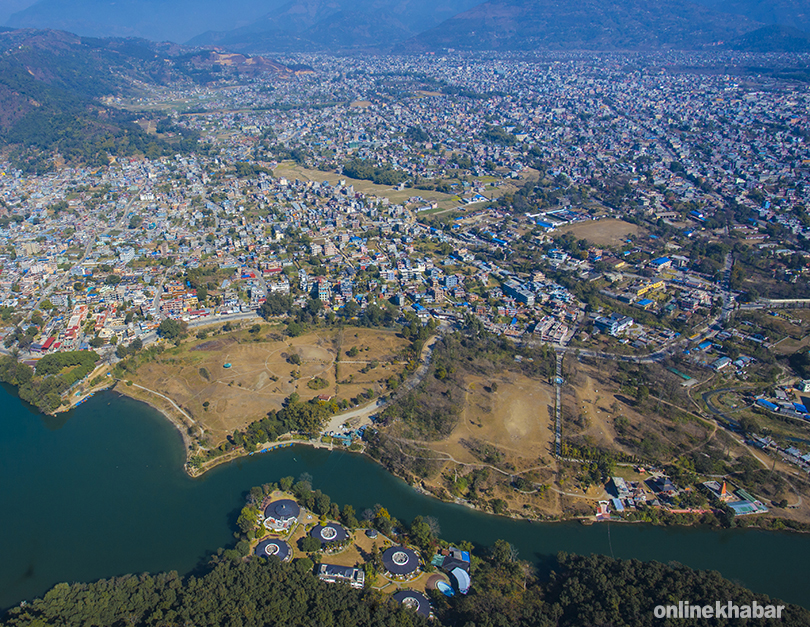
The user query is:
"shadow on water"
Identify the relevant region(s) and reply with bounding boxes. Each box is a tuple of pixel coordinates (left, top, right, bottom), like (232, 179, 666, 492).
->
(188, 551, 217, 581)
(0, 382, 72, 430)
(531, 552, 560, 581)
(0, 382, 42, 417)
(16, 562, 34, 583)
(38, 412, 70, 431)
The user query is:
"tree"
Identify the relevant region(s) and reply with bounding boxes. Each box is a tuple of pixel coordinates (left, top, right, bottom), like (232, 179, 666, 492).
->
(157, 319, 186, 340)
(236, 505, 260, 534)
(260, 294, 293, 318)
(286, 321, 304, 337)
(343, 301, 360, 318)
(490, 539, 516, 565)
(300, 536, 321, 553)
(280, 476, 294, 491)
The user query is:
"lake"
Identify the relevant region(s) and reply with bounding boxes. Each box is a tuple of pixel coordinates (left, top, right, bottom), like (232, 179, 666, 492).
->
(1, 386, 808, 611)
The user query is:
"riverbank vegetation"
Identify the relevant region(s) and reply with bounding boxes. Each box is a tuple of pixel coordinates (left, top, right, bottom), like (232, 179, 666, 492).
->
(0, 350, 99, 413)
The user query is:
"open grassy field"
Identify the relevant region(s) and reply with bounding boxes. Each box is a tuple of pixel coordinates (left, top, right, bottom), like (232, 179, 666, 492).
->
(122, 325, 409, 445)
(273, 162, 454, 206)
(560, 218, 642, 247)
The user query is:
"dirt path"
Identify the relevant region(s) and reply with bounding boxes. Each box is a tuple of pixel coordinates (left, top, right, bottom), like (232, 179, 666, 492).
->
(128, 382, 196, 425)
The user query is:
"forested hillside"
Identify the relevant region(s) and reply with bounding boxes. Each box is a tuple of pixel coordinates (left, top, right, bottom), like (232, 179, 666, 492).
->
(0, 29, 293, 172)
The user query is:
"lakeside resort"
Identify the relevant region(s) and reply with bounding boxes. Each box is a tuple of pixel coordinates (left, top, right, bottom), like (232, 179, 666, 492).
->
(253, 492, 475, 619)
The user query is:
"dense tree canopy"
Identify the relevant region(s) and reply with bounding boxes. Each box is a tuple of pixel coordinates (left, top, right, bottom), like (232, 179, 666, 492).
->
(4, 548, 806, 627)
(1, 559, 427, 627)
(0, 351, 99, 412)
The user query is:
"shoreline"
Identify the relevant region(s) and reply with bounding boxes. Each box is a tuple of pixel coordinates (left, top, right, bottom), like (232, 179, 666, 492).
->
(111, 385, 810, 533)
(112, 382, 195, 458)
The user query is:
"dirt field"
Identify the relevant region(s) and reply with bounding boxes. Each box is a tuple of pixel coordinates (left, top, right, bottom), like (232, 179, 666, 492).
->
(432, 373, 557, 464)
(560, 218, 642, 247)
(406, 372, 567, 517)
(564, 361, 713, 461)
(123, 326, 408, 445)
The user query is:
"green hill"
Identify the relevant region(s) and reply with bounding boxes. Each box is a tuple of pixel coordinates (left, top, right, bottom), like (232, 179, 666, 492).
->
(0, 29, 293, 172)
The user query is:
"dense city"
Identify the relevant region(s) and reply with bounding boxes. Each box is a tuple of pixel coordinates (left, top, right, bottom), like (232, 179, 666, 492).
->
(2, 50, 810, 523)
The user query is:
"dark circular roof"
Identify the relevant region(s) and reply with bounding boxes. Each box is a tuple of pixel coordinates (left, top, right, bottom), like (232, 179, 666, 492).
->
(393, 590, 431, 618)
(264, 499, 300, 521)
(254, 539, 291, 561)
(382, 546, 419, 575)
(310, 522, 348, 544)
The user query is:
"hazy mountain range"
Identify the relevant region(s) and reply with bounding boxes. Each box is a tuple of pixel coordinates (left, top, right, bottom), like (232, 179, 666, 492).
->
(5, 0, 810, 52)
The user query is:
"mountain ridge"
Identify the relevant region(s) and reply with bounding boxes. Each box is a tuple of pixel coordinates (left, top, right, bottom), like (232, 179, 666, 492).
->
(404, 0, 766, 52)
(186, 0, 482, 52)
(6, 0, 280, 43)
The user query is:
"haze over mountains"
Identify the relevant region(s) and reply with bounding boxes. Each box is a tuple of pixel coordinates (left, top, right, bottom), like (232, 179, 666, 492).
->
(5, 0, 275, 43)
(187, 0, 483, 51)
(5, 0, 810, 51)
(408, 0, 761, 51)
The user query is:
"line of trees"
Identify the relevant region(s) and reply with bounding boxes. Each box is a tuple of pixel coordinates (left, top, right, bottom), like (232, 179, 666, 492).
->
(342, 159, 408, 186)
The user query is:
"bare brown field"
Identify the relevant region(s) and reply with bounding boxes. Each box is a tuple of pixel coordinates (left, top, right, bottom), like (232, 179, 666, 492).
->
(419, 373, 556, 467)
(560, 218, 641, 247)
(406, 372, 567, 517)
(123, 326, 408, 445)
(563, 371, 635, 455)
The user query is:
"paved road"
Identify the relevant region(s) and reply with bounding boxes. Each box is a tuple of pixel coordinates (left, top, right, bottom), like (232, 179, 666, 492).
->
(321, 325, 448, 434)
(720, 252, 735, 323)
(323, 398, 385, 433)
